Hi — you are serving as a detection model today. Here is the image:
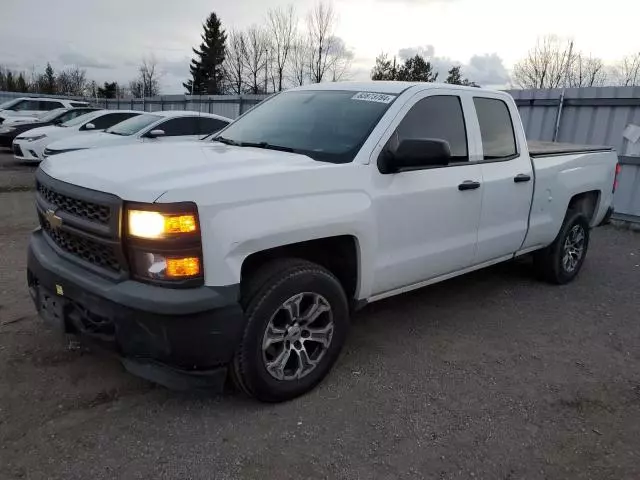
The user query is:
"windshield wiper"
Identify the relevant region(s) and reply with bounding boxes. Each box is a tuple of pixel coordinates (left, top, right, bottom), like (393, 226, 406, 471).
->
(212, 136, 241, 146)
(242, 141, 295, 153)
(107, 131, 126, 136)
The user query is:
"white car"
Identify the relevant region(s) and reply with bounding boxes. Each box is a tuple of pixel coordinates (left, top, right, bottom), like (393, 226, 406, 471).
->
(43, 111, 231, 157)
(0, 97, 90, 123)
(29, 82, 618, 402)
(12, 109, 140, 162)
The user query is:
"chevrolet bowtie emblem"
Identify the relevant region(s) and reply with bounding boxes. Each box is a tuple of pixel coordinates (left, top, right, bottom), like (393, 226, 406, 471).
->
(45, 209, 63, 230)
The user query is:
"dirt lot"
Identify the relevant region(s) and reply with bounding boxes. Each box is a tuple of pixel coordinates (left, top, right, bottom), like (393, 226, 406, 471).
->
(1, 151, 639, 480)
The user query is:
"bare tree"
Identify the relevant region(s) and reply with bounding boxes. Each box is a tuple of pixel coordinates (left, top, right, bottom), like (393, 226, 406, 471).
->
(128, 56, 161, 98)
(512, 35, 575, 89)
(57, 67, 87, 95)
(326, 36, 353, 82)
(243, 26, 269, 94)
(307, 2, 339, 83)
(266, 5, 297, 92)
(612, 52, 640, 86)
(567, 54, 607, 87)
(289, 36, 310, 86)
(224, 30, 247, 94)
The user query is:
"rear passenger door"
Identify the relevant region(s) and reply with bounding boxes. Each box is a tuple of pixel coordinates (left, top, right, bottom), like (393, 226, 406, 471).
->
(471, 95, 534, 263)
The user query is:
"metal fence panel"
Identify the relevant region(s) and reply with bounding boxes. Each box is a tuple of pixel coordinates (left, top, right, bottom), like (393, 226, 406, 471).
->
(2, 86, 640, 221)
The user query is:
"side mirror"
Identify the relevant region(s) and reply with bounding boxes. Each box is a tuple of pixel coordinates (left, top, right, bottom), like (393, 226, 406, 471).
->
(84, 122, 96, 130)
(146, 129, 165, 138)
(378, 138, 451, 174)
(52, 118, 62, 125)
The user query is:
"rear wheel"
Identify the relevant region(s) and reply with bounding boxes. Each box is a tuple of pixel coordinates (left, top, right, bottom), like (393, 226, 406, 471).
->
(533, 209, 590, 284)
(232, 259, 349, 402)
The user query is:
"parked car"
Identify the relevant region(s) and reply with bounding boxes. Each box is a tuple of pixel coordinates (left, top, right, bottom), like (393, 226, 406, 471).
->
(0, 107, 99, 148)
(42, 111, 231, 157)
(27, 82, 618, 402)
(12, 109, 140, 162)
(0, 97, 90, 123)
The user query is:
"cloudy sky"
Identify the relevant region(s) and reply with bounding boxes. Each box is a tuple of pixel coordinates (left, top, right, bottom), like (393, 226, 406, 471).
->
(1, 0, 639, 93)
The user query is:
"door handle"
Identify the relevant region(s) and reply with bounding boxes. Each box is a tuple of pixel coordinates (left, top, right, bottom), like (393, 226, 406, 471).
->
(514, 174, 531, 183)
(458, 180, 481, 191)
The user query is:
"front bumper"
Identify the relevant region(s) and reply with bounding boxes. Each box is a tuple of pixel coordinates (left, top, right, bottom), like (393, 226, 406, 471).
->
(27, 229, 245, 391)
(12, 139, 42, 162)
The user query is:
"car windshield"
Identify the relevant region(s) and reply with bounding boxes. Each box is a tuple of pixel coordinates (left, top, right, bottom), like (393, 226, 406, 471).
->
(40, 109, 69, 122)
(61, 111, 101, 127)
(212, 90, 397, 163)
(0, 99, 21, 110)
(106, 114, 161, 136)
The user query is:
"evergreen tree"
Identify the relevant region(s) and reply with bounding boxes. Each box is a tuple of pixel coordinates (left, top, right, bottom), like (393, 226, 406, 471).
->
(184, 12, 227, 94)
(371, 53, 398, 81)
(6, 71, 15, 91)
(43, 62, 57, 94)
(98, 81, 118, 98)
(16, 73, 28, 92)
(445, 65, 479, 87)
(397, 55, 438, 82)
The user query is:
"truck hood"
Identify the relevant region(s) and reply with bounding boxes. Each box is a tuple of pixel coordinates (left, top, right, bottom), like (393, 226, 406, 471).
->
(46, 131, 132, 151)
(40, 141, 332, 203)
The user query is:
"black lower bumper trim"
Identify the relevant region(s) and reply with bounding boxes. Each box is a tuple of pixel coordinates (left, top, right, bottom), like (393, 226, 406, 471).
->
(122, 358, 228, 392)
(28, 230, 246, 390)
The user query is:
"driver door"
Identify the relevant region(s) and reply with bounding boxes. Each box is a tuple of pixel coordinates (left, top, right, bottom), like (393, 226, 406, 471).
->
(370, 91, 483, 296)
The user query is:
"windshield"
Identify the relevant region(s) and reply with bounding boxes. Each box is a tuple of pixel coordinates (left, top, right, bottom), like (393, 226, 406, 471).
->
(213, 90, 397, 163)
(0, 99, 21, 110)
(40, 108, 69, 122)
(61, 111, 101, 127)
(106, 114, 161, 136)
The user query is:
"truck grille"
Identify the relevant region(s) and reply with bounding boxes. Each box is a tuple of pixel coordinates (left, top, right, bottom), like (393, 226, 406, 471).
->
(37, 181, 111, 224)
(40, 217, 121, 272)
(35, 170, 125, 276)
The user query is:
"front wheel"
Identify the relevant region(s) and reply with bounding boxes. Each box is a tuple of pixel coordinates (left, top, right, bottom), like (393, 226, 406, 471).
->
(533, 209, 591, 284)
(232, 259, 349, 402)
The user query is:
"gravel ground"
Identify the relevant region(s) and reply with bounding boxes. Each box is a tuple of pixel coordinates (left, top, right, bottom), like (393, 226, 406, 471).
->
(1, 151, 639, 480)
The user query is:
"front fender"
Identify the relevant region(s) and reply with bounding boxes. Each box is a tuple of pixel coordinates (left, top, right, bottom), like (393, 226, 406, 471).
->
(198, 191, 376, 297)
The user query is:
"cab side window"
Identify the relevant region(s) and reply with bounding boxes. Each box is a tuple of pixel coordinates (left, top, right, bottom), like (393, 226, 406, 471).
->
(389, 95, 468, 162)
(473, 97, 517, 160)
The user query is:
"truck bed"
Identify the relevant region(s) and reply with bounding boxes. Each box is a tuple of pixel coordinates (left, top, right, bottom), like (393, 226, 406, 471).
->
(528, 140, 613, 158)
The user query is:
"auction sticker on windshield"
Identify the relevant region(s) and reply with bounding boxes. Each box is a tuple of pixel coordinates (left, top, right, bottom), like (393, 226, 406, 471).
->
(351, 92, 396, 104)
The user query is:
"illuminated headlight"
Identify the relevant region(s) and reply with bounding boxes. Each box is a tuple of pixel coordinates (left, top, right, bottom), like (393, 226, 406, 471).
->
(128, 210, 198, 239)
(21, 134, 47, 142)
(132, 252, 201, 280)
(125, 203, 203, 285)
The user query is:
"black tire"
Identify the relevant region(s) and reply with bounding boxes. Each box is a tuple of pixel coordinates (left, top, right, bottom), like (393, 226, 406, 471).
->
(533, 209, 591, 284)
(232, 259, 349, 402)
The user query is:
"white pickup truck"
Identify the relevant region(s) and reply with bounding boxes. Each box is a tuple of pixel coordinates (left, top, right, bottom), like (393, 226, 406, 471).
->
(28, 82, 618, 402)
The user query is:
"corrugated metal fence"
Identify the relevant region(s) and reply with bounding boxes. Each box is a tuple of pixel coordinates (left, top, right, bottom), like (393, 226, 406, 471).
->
(2, 87, 639, 221)
(507, 87, 640, 222)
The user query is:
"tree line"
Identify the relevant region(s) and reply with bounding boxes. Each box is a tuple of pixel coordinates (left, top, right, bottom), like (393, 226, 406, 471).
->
(0, 57, 161, 99)
(512, 35, 640, 88)
(184, 3, 352, 95)
(370, 53, 479, 86)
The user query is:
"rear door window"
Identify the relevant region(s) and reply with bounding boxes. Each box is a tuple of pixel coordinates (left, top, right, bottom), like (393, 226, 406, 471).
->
(473, 97, 517, 160)
(196, 117, 229, 135)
